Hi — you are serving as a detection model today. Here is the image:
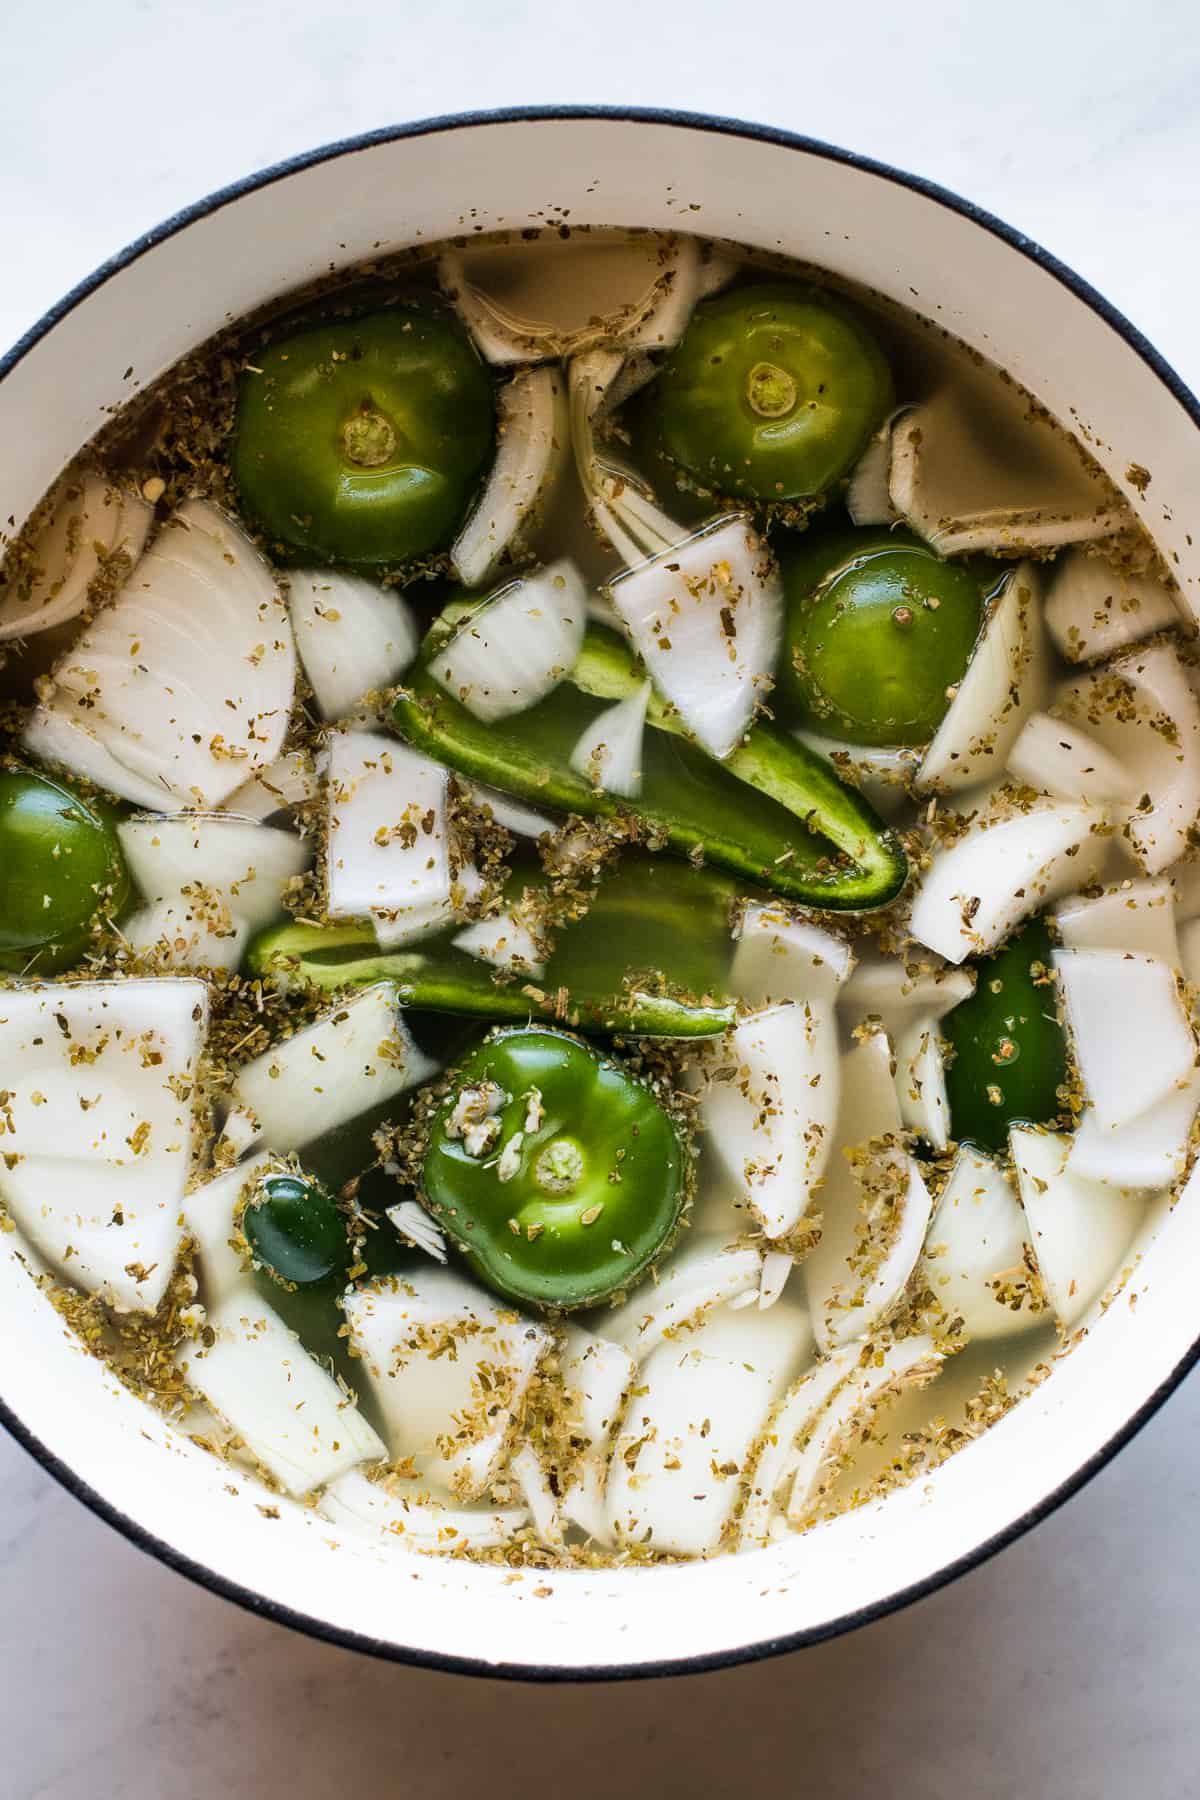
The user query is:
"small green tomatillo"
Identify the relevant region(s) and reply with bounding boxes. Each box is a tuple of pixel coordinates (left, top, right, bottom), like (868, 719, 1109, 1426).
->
(420, 1027, 690, 1310)
(778, 527, 993, 747)
(231, 305, 495, 566)
(640, 282, 894, 504)
(0, 767, 129, 973)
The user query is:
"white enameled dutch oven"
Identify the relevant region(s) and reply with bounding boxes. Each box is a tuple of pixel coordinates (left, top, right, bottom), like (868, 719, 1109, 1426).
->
(2, 107, 1199, 1681)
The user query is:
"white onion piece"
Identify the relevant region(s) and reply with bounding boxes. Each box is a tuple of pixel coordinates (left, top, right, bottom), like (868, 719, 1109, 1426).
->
(889, 393, 1129, 555)
(894, 1014, 950, 1151)
(325, 730, 455, 946)
(1007, 711, 1138, 806)
(319, 1469, 527, 1552)
(757, 1249, 794, 1313)
(920, 1147, 1040, 1340)
(740, 1346, 861, 1547)
(385, 1199, 448, 1265)
(428, 560, 586, 723)
(600, 1237, 763, 1362)
(1056, 878, 1179, 966)
(0, 472, 153, 641)
(288, 570, 417, 721)
(26, 500, 295, 809)
(22, 705, 178, 811)
(439, 231, 702, 365)
(1045, 547, 1179, 663)
(373, 864, 484, 954)
(179, 1287, 384, 1496)
(730, 904, 854, 1008)
(463, 781, 557, 839)
(452, 909, 546, 977)
(568, 681, 650, 798)
(1067, 1073, 1200, 1190)
(182, 1151, 275, 1304)
(1054, 640, 1200, 875)
(1, 1156, 182, 1315)
(794, 730, 920, 820)
(568, 348, 687, 566)
(606, 1298, 813, 1556)
(803, 1033, 934, 1353)
(344, 1271, 549, 1499)
(844, 409, 909, 526)
(452, 366, 568, 587)
(559, 1325, 635, 1543)
(917, 563, 1048, 794)
(697, 1001, 839, 1240)
(1010, 1127, 1144, 1329)
(508, 1444, 564, 1549)
(231, 983, 436, 1153)
(606, 515, 783, 761)
(0, 976, 205, 1160)
(123, 896, 248, 972)
(840, 954, 974, 1032)
(1054, 947, 1194, 1130)
(119, 813, 310, 931)
(785, 1335, 943, 1525)
(222, 750, 323, 821)
(909, 797, 1107, 964)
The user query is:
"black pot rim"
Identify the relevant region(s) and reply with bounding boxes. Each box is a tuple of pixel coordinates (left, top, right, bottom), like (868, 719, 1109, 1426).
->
(3, 103, 1198, 1687)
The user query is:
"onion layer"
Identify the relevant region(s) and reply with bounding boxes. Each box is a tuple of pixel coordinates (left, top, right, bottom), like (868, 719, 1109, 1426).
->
(697, 1002, 839, 1240)
(917, 563, 1048, 793)
(231, 983, 436, 1153)
(25, 500, 295, 810)
(452, 366, 569, 587)
(1010, 1127, 1144, 1329)
(289, 570, 417, 721)
(606, 515, 783, 762)
(909, 795, 1107, 964)
(428, 561, 587, 723)
(1045, 548, 1179, 663)
(179, 1287, 384, 1496)
(0, 472, 153, 642)
(344, 1270, 549, 1500)
(1054, 947, 1194, 1130)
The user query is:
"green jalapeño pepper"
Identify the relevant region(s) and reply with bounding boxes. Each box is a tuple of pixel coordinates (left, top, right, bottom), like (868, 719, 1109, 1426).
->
(0, 767, 129, 973)
(639, 283, 893, 504)
(246, 853, 738, 1037)
(421, 1027, 690, 1309)
(943, 919, 1068, 1152)
(778, 527, 992, 747)
(243, 1170, 347, 1287)
(231, 305, 495, 566)
(394, 617, 908, 911)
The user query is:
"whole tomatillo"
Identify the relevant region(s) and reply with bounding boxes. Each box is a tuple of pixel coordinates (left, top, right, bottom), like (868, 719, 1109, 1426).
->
(640, 282, 894, 503)
(232, 305, 495, 566)
(0, 767, 128, 973)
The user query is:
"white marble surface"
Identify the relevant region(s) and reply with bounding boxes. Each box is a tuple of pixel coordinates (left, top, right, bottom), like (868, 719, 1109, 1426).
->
(3, 0, 1200, 1793)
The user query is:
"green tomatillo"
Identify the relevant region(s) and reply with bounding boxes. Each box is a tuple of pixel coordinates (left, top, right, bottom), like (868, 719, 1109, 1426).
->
(0, 767, 128, 973)
(778, 526, 993, 747)
(232, 305, 495, 566)
(943, 919, 1068, 1153)
(420, 1027, 691, 1310)
(638, 282, 893, 504)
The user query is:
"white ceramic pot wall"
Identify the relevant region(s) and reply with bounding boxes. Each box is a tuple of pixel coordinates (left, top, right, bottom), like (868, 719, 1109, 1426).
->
(2, 109, 1199, 1680)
